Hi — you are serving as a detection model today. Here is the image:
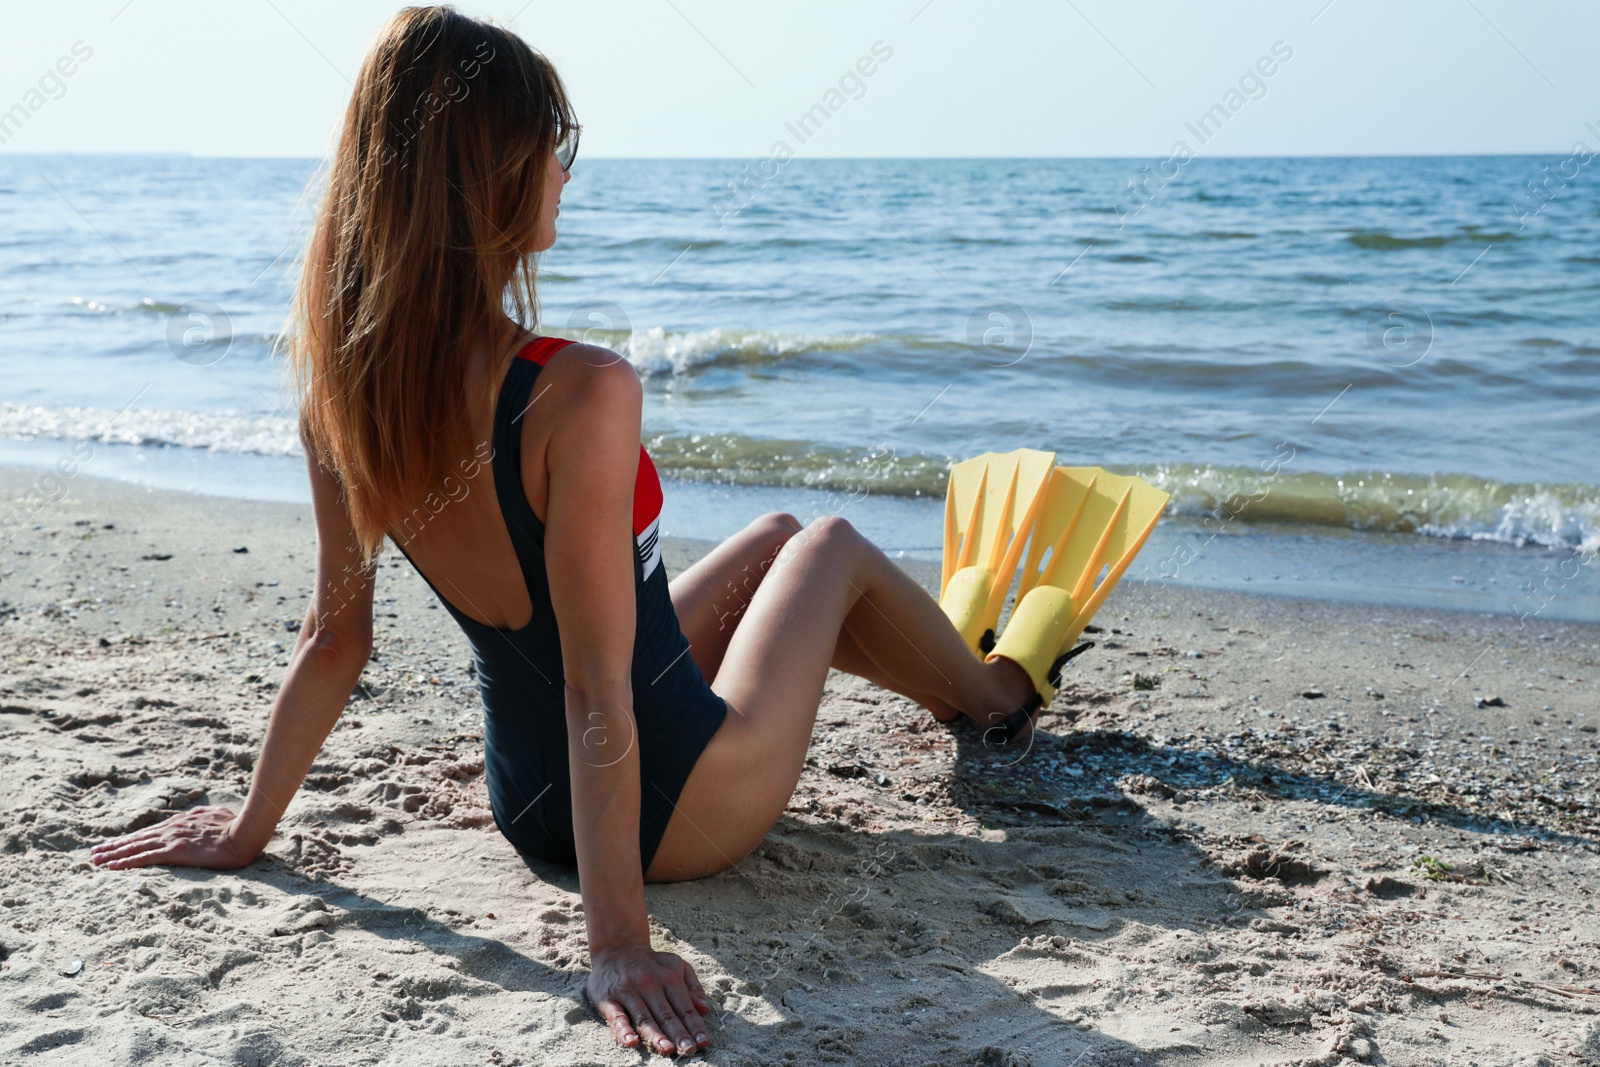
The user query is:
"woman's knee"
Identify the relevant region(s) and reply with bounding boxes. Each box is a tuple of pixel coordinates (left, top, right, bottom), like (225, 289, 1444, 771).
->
(750, 510, 803, 543)
(783, 513, 862, 561)
(739, 512, 803, 586)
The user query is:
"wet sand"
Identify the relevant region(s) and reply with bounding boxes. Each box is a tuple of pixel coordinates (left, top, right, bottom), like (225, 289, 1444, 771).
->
(1, 465, 1598, 1065)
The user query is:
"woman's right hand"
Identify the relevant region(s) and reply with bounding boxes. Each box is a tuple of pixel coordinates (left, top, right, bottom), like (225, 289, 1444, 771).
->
(588, 941, 713, 1056)
(88, 804, 259, 871)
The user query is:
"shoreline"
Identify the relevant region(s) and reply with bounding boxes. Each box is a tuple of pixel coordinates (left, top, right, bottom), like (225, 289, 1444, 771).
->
(2, 449, 1596, 625)
(3, 459, 1598, 644)
(3, 464, 1599, 1063)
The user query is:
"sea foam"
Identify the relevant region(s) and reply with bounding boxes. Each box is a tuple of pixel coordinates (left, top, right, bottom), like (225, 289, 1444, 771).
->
(0, 402, 300, 457)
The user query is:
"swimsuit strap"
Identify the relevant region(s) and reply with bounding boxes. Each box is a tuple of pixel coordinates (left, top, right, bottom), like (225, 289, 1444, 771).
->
(490, 336, 575, 538)
(516, 335, 573, 367)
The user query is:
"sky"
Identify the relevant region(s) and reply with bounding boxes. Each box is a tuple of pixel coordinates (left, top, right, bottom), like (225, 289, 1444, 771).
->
(1, 0, 1597, 158)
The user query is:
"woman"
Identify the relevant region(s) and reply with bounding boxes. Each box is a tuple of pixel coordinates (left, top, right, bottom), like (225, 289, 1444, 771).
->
(88, 7, 1042, 1057)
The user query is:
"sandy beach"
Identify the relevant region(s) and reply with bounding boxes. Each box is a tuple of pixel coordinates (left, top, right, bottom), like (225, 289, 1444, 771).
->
(2, 463, 1598, 1066)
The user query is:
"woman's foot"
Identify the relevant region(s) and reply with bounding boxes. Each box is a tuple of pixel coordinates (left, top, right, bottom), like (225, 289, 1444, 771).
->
(969, 654, 1043, 749)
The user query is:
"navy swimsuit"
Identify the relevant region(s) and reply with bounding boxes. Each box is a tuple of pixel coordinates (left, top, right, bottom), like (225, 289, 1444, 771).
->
(395, 336, 728, 872)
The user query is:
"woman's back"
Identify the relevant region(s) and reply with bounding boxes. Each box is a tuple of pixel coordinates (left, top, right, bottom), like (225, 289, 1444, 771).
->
(387, 335, 726, 869)
(385, 330, 556, 631)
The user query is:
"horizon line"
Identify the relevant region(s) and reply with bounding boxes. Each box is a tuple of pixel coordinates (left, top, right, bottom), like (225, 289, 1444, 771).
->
(0, 149, 1583, 163)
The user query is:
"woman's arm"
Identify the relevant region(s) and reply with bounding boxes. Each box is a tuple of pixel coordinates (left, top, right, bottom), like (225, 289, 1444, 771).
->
(228, 440, 376, 855)
(89, 437, 375, 871)
(542, 348, 711, 1057)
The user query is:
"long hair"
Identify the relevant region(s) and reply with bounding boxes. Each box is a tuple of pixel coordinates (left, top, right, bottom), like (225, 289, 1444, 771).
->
(285, 5, 577, 567)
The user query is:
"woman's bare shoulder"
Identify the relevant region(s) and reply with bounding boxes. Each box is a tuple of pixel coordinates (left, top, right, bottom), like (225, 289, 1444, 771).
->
(533, 341, 640, 470)
(547, 341, 640, 409)
(553, 341, 636, 378)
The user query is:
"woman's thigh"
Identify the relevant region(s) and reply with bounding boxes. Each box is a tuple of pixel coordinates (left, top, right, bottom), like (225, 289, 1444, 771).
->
(668, 511, 801, 682)
(646, 516, 864, 881)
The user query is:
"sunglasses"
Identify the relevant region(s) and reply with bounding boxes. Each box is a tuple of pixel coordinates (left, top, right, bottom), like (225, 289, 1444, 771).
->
(555, 124, 581, 172)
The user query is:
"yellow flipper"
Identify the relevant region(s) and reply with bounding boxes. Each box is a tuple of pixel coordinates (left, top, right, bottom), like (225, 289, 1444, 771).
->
(938, 448, 1057, 656)
(988, 465, 1170, 706)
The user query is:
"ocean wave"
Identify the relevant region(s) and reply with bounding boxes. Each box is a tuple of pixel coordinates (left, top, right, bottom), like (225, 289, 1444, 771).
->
(67, 297, 189, 315)
(42, 311, 877, 376)
(641, 432, 949, 496)
(1149, 465, 1600, 552)
(599, 237, 728, 252)
(1105, 298, 1258, 314)
(1344, 228, 1519, 251)
(643, 437, 1600, 551)
(0, 403, 301, 457)
(4, 400, 1595, 553)
(549, 326, 879, 377)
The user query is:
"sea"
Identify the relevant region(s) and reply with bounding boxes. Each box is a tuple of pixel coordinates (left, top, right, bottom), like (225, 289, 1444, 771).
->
(2, 154, 1597, 622)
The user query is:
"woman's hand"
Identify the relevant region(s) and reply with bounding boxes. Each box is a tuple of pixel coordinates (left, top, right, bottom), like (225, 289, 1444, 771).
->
(89, 805, 257, 871)
(588, 941, 713, 1056)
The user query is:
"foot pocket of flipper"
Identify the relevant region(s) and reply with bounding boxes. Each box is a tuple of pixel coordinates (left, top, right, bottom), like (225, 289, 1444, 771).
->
(983, 692, 1044, 751)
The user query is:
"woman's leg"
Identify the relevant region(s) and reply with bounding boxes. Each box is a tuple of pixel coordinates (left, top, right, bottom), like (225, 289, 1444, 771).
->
(828, 626, 963, 723)
(671, 510, 963, 722)
(645, 516, 1037, 881)
(669, 511, 801, 682)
